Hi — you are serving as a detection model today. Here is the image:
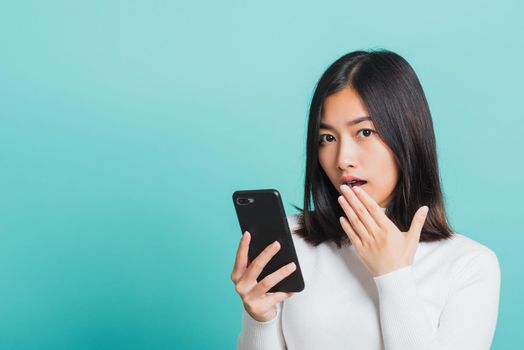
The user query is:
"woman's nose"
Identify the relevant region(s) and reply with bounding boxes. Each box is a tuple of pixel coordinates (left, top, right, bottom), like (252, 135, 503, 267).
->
(336, 141, 358, 170)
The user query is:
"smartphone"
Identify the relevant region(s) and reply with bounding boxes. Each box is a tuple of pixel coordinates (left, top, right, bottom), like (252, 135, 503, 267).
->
(232, 189, 305, 293)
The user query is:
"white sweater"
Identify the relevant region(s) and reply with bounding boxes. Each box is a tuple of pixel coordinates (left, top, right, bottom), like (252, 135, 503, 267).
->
(238, 213, 500, 350)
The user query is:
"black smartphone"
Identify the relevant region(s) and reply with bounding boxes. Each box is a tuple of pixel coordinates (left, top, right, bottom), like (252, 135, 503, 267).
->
(232, 189, 305, 293)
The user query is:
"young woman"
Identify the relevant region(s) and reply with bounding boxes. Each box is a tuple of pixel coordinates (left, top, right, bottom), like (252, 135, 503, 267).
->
(230, 49, 500, 349)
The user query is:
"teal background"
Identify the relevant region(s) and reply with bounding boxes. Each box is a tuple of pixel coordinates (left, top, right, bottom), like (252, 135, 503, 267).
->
(1, 0, 522, 349)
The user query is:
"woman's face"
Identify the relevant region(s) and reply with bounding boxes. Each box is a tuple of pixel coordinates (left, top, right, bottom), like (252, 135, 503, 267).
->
(318, 86, 399, 208)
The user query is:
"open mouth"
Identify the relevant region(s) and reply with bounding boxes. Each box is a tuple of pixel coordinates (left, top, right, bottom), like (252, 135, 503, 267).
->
(345, 180, 367, 188)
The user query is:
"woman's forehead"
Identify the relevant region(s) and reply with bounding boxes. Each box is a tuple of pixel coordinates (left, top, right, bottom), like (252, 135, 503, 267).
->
(321, 87, 369, 121)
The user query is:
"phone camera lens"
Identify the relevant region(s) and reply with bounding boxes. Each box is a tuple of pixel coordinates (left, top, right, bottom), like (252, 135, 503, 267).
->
(237, 198, 254, 205)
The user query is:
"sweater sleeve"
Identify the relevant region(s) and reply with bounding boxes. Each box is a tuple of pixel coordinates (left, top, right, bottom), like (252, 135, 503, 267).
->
(237, 302, 286, 350)
(373, 249, 500, 350)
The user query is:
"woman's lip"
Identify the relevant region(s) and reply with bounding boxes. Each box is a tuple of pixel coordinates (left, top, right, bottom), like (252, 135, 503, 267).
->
(341, 181, 368, 187)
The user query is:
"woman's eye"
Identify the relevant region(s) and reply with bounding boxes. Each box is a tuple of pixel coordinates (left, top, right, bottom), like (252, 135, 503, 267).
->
(319, 134, 335, 144)
(319, 130, 375, 145)
(357, 129, 375, 138)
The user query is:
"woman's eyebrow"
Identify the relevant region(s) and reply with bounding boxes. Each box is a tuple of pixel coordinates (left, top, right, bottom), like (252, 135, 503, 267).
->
(319, 116, 372, 130)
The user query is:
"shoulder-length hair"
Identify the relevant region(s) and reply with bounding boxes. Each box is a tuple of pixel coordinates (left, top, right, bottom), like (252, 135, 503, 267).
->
(292, 49, 454, 248)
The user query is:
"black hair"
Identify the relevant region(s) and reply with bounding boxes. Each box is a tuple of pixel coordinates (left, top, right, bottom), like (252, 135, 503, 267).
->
(292, 49, 454, 248)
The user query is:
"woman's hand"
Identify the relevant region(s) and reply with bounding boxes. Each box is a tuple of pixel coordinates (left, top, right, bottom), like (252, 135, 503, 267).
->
(231, 231, 296, 322)
(337, 184, 429, 277)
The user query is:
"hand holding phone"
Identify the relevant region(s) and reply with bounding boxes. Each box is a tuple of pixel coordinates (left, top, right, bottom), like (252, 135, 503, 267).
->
(231, 189, 305, 322)
(230, 231, 297, 322)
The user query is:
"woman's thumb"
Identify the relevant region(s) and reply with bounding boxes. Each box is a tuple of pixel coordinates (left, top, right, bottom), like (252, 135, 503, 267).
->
(407, 206, 429, 241)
